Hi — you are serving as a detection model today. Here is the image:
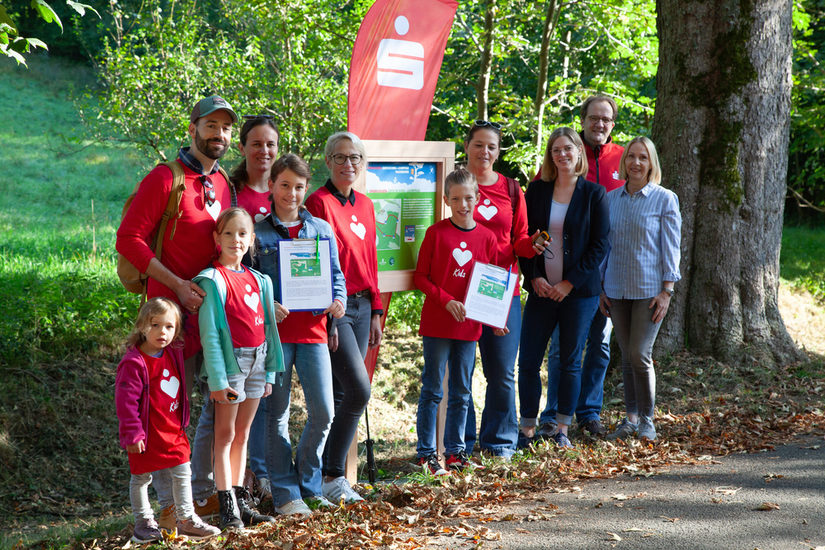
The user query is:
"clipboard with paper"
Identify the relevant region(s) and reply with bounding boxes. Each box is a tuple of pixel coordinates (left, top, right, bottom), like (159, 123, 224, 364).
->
(463, 262, 518, 329)
(277, 237, 334, 312)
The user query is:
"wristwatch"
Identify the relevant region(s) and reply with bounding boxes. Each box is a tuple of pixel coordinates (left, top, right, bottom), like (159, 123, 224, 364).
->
(662, 287, 674, 296)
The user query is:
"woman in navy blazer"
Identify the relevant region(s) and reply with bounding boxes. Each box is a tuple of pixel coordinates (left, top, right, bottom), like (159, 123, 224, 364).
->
(517, 127, 610, 448)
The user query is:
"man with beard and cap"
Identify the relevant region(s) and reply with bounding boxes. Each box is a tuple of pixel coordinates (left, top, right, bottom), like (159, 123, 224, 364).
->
(531, 95, 624, 444)
(117, 95, 239, 524)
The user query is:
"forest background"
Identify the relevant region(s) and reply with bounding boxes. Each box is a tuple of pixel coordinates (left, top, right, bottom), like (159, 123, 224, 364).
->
(1, 0, 824, 547)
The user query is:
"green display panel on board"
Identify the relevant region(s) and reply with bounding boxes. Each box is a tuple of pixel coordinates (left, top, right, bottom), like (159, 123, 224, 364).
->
(366, 162, 437, 272)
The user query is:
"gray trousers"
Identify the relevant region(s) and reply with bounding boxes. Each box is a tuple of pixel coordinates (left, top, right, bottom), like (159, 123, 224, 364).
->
(608, 298, 662, 418)
(129, 462, 194, 520)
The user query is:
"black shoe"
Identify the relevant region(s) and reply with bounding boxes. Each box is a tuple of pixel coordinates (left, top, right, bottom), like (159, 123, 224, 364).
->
(536, 422, 558, 440)
(234, 486, 275, 526)
(217, 490, 243, 530)
(580, 418, 606, 437)
(517, 430, 536, 449)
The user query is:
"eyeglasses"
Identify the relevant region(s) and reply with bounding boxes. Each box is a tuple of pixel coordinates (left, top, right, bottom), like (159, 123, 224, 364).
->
(473, 120, 502, 130)
(551, 145, 577, 157)
(331, 154, 362, 165)
(586, 115, 614, 125)
(242, 114, 274, 120)
(201, 176, 215, 207)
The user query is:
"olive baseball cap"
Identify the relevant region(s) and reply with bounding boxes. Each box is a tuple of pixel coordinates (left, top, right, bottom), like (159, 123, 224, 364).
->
(190, 95, 238, 123)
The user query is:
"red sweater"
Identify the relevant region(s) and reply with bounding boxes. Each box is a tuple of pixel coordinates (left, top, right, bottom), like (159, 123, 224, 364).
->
(116, 160, 233, 303)
(305, 182, 382, 312)
(582, 136, 625, 192)
(474, 173, 535, 296)
(415, 219, 497, 341)
(237, 186, 271, 223)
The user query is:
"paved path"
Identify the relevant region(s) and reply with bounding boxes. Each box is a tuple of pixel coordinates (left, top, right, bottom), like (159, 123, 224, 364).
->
(483, 435, 825, 550)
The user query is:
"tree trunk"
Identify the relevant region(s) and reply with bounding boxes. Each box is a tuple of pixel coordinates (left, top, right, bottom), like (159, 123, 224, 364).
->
(532, 0, 560, 174)
(652, 0, 802, 365)
(476, 0, 498, 121)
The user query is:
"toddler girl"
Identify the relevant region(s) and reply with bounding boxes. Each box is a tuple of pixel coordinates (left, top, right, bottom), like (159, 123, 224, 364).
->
(194, 207, 284, 529)
(115, 297, 219, 543)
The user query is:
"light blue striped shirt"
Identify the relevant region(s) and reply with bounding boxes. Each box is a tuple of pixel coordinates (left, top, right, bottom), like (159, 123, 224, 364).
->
(603, 182, 681, 299)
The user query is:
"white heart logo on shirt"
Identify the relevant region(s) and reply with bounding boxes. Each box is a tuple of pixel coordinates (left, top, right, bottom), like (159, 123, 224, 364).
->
(612, 171, 621, 180)
(160, 369, 180, 399)
(477, 199, 498, 221)
(254, 207, 268, 223)
(243, 283, 260, 312)
(206, 199, 222, 221)
(452, 241, 472, 266)
(349, 215, 366, 240)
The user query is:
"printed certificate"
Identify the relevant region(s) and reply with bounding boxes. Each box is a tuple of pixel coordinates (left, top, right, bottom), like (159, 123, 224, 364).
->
(464, 262, 518, 329)
(277, 238, 334, 311)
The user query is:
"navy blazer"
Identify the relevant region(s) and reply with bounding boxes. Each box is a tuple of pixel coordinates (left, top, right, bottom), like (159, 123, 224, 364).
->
(519, 175, 610, 298)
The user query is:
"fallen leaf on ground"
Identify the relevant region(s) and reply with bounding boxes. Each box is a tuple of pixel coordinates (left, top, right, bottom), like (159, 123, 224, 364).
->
(606, 532, 622, 541)
(754, 501, 780, 511)
(713, 486, 741, 495)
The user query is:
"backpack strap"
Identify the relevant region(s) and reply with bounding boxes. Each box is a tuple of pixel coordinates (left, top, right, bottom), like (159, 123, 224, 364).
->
(218, 165, 238, 207)
(504, 176, 520, 242)
(152, 161, 187, 265)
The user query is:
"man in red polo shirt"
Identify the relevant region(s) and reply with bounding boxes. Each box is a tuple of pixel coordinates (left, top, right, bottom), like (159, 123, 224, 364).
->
(117, 95, 238, 523)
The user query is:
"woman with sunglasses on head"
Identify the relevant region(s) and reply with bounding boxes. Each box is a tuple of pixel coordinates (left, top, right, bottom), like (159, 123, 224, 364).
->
(231, 116, 280, 224)
(602, 137, 681, 442)
(517, 127, 610, 449)
(461, 120, 541, 459)
(304, 132, 382, 504)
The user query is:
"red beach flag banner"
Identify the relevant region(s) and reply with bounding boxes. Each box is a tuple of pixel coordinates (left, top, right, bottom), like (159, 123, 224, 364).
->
(347, 0, 458, 140)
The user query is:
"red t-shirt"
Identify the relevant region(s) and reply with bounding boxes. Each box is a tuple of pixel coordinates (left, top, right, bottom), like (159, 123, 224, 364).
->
(128, 350, 190, 475)
(414, 219, 497, 341)
(474, 173, 535, 296)
(237, 186, 271, 223)
(277, 222, 327, 344)
(305, 184, 382, 312)
(116, 160, 233, 305)
(215, 262, 266, 348)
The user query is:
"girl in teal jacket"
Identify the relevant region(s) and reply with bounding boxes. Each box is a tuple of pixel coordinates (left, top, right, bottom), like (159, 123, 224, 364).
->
(194, 207, 284, 530)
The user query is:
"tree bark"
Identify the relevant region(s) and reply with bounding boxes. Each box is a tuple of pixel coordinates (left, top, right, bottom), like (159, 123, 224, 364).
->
(476, 0, 498, 121)
(652, 0, 802, 365)
(532, 0, 561, 174)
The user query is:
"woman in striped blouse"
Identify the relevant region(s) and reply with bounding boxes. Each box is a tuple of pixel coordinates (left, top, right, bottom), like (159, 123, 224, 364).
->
(600, 137, 681, 442)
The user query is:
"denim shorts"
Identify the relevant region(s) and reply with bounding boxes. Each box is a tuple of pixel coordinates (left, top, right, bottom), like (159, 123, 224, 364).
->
(226, 342, 268, 401)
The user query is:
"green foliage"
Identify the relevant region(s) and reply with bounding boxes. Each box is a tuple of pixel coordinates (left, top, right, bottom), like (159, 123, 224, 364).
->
(0, 0, 98, 64)
(0, 55, 143, 365)
(433, 0, 658, 181)
(780, 225, 825, 301)
(386, 290, 425, 332)
(787, 0, 825, 221)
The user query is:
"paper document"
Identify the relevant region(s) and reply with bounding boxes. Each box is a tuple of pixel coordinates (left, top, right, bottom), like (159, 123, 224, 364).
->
(464, 262, 518, 329)
(278, 238, 334, 311)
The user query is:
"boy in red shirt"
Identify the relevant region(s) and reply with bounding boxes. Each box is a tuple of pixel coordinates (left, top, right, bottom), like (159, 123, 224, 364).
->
(414, 169, 498, 475)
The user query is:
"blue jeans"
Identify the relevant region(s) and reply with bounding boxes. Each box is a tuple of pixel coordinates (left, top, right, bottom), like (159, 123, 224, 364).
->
(247, 342, 334, 506)
(540, 311, 612, 425)
(322, 294, 372, 478)
(416, 337, 477, 457)
(464, 295, 521, 457)
(518, 294, 599, 427)
(187, 353, 216, 502)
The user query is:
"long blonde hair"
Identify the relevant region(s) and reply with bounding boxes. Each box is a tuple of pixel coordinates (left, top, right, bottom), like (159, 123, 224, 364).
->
(126, 297, 183, 348)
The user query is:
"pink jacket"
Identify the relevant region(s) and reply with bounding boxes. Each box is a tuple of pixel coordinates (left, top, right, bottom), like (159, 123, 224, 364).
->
(114, 345, 189, 449)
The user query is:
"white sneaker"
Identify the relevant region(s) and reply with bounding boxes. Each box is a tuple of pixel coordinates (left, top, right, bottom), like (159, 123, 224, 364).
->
(274, 498, 312, 517)
(322, 476, 364, 504)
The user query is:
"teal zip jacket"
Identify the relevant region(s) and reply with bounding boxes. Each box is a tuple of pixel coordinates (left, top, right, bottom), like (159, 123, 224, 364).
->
(194, 264, 285, 392)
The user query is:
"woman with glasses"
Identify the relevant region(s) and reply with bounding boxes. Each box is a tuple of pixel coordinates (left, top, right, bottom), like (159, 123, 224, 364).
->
(517, 127, 610, 448)
(231, 116, 280, 223)
(602, 137, 681, 442)
(462, 120, 540, 459)
(304, 132, 382, 503)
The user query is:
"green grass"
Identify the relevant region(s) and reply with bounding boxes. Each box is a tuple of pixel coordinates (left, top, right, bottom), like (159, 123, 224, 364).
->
(780, 224, 825, 301)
